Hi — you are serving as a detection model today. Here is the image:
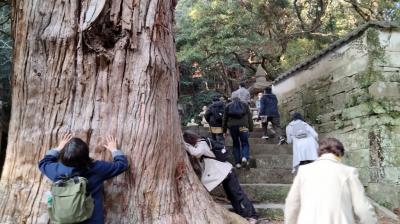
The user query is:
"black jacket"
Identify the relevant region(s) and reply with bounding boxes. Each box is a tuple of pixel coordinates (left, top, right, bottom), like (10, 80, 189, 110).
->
(205, 101, 225, 127)
(222, 100, 253, 133)
(259, 93, 280, 117)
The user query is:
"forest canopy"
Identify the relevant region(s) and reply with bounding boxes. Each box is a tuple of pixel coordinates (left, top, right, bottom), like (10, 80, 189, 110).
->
(175, 0, 400, 124)
(1, 0, 400, 125)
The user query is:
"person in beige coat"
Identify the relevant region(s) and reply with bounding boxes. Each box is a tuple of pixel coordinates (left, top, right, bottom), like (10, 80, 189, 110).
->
(183, 130, 257, 223)
(285, 138, 377, 224)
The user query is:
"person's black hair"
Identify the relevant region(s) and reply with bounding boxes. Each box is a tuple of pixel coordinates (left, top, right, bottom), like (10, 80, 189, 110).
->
(239, 82, 246, 88)
(183, 130, 200, 146)
(264, 86, 272, 93)
(291, 112, 304, 122)
(60, 138, 93, 168)
(182, 131, 203, 178)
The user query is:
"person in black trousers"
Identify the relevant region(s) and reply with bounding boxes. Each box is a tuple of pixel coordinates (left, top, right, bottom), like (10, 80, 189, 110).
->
(259, 86, 286, 144)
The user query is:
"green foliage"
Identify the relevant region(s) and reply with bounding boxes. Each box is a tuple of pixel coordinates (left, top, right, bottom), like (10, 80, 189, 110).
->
(179, 90, 219, 125)
(176, 0, 400, 121)
(0, 3, 11, 102)
(0, 3, 11, 76)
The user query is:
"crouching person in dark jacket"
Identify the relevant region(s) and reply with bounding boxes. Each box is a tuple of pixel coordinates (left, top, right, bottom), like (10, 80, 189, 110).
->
(38, 134, 129, 224)
(183, 130, 258, 224)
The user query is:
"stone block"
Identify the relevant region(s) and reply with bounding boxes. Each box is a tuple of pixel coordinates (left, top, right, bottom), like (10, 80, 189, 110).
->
(367, 183, 400, 209)
(302, 89, 315, 105)
(346, 88, 371, 107)
(304, 100, 333, 122)
(342, 103, 373, 120)
(382, 167, 400, 185)
(381, 71, 400, 82)
(236, 168, 294, 184)
(307, 74, 332, 90)
(317, 110, 343, 123)
(334, 128, 370, 150)
(316, 120, 344, 134)
(371, 100, 400, 114)
(255, 155, 293, 169)
(328, 75, 360, 96)
(332, 92, 348, 110)
(359, 114, 400, 127)
(212, 183, 291, 204)
(285, 95, 303, 112)
(369, 81, 400, 100)
(379, 126, 400, 148)
(343, 149, 370, 167)
(313, 85, 330, 102)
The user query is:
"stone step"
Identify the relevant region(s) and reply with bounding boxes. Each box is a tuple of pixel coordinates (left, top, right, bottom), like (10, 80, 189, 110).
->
(226, 154, 293, 169)
(183, 126, 277, 138)
(226, 144, 292, 155)
(226, 137, 283, 146)
(212, 183, 291, 204)
(235, 168, 294, 184)
(255, 155, 293, 169)
(220, 203, 284, 220)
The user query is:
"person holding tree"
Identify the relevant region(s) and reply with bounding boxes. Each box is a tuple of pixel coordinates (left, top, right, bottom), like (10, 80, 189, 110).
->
(183, 130, 258, 224)
(38, 133, 129, 224)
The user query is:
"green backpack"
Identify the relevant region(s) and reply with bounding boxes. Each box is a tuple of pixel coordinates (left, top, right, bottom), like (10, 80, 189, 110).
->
(48, 176, 94, 223)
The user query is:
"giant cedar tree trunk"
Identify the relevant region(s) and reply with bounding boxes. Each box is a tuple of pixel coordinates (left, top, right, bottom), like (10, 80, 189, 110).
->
(0, 0, 246, 223)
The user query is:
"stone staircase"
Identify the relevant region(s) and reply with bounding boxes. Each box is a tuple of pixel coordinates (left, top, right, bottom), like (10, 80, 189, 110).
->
(211, 128, 293, 221)
(185, 126, 399, 223)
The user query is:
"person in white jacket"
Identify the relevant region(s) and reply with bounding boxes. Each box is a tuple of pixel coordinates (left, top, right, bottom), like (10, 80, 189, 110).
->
(183, 130, 257, 223)
(286, 112, 318, 172)
(284, 138, 378, 224)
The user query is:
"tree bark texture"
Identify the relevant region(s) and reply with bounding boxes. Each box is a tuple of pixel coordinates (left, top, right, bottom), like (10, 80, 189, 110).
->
(0, 0, 246, 223)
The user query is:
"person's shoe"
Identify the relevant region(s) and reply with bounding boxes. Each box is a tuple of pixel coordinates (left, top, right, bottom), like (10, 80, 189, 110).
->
(235, 163, 242, 169)
(247, 218, 257, 224)
(261, 135, 269, 139)
(246, 160, 251, 170)
(241, 157, 248, 169)
(278, 136, 287, 145)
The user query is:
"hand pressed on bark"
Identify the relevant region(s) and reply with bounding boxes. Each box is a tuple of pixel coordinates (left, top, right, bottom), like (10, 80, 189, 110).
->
(103, 135, 118, 152)
(56, 133, 72, 151)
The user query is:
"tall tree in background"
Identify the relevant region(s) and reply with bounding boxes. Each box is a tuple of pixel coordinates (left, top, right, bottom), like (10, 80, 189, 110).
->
(176, 0, 400, 88)
(0, 0, 244, 223)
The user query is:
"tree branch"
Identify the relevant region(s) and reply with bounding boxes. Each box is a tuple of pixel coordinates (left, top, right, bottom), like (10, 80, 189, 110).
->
(230, 52, 256, 72)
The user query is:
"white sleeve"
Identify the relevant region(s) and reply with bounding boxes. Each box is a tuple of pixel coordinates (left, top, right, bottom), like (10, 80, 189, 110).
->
(348, 169, 378, 224)
(246, 91, 250, 103)
(184, 142, 205, 158)
(286, 123, 293, 144)
(306, 123, 318, 140)
(284, 167, 302, 224)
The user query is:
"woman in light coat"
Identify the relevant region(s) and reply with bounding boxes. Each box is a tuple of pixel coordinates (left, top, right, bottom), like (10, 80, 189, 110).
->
(285, 138, 377, 224)
(286, 112, 318, 172)
(183, 131, 257, 223)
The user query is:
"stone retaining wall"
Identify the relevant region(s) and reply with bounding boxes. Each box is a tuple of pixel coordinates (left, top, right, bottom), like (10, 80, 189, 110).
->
(273, 26, 400, 210)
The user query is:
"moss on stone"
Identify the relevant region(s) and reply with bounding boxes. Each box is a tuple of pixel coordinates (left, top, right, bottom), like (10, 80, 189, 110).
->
(357, 29, 386, 88)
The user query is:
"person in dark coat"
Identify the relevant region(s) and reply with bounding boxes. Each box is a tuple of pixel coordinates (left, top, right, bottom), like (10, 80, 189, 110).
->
(205, 95, 225, 143)
(223, 97, 254, 169)
(39, 134, 129, 224)
(259, 86, 285, 144)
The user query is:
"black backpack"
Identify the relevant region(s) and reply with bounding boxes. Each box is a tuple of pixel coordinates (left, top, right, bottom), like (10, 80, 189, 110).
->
(211, 103, 225, 124)
(227, 100, 246, 118)
(201, 137, 228, 162)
